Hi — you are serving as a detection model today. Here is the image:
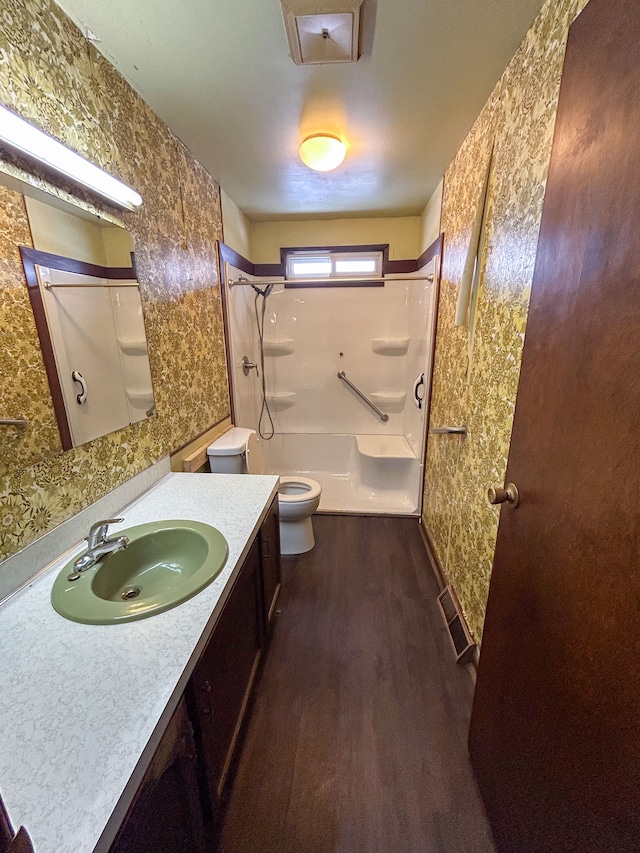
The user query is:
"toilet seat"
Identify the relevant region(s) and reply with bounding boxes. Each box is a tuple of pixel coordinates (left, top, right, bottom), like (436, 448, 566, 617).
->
(278, 476, 322, 503)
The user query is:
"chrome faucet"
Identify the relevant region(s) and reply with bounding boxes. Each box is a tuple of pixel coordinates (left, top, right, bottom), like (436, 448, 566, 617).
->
(73, 518, 129, 571)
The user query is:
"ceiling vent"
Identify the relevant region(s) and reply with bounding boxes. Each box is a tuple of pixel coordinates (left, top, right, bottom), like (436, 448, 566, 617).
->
(281, 0, 363, 65)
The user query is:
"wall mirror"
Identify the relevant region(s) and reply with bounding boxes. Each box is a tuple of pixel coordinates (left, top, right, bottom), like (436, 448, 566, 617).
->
(0, 171, 155, 477)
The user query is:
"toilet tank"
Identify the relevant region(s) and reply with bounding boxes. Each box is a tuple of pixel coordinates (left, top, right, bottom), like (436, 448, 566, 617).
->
(207, 427, 254, 474)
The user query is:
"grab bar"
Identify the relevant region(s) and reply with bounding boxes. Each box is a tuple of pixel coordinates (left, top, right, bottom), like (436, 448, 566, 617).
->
(337, 370, 389, 422)
(429, 425, 467, 436)
(0, 418, 29, 428)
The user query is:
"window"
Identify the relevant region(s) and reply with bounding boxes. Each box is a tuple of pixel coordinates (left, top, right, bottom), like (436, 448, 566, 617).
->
(288, 256, 332, 278)
(286, 249, 383, 280)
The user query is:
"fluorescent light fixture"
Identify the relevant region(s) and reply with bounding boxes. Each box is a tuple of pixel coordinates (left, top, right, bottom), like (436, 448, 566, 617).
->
(0, 104, 142, 210)
(299, 133, 347, 171)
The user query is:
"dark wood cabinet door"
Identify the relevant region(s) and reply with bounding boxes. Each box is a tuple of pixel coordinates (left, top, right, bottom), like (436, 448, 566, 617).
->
(110, 697, 206, 853)
(469, 1, 640, 851)
(189, 538, 262, 815)
(259, 497, 281, 631)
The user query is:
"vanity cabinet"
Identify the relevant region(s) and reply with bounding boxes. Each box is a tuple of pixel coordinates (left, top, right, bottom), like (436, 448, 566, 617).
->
(110, 697, 206, 853)
(259, 496, 281, 631)
(188, 535, 263, 819)
(188, 497, 281, 819)
(111, 498, 282, 848)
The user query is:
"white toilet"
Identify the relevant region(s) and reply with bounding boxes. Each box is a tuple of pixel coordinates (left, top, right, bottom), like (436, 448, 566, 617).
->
(207, 427, 322, 555)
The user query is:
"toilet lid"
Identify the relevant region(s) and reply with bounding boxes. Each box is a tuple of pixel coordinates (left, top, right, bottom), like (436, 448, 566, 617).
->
(246, 432, 265, 474)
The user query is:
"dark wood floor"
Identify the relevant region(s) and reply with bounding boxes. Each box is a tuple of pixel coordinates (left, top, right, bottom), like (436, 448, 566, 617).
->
(219, 516, 496, 853)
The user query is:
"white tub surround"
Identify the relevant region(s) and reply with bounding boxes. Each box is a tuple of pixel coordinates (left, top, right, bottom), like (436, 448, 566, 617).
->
(222, 251, 439, 516)
(0, 472, 279, 853)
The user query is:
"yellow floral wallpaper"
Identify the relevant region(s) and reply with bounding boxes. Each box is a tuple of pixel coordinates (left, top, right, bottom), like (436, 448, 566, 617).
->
(0, 184, 63, 475)
(423, 0, 590, 642)
(0, 0, 229, 563)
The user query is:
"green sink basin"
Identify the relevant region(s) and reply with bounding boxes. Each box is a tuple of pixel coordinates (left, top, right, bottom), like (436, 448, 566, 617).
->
(51, 520, 228, 625)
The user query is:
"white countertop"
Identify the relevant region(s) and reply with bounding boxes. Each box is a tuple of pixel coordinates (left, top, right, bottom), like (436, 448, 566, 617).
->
(0, 472, 279, 853)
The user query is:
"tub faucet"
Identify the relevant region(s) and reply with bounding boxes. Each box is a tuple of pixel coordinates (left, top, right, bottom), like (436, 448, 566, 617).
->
(73, 518, 129, 572)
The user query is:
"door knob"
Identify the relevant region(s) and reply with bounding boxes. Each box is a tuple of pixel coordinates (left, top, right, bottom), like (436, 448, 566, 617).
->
(487, 483, 519, 507)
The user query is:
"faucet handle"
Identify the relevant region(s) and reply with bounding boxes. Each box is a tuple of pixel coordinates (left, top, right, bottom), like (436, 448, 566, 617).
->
(88, 518, 124, 547)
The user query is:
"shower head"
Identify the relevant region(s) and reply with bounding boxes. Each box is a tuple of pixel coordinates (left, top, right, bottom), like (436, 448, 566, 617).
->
(251, 282, 274, 298)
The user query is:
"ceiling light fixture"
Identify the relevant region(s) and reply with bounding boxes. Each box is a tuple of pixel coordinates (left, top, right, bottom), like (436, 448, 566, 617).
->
(299, 134, 347, 171)
(0, 104, 142, 210)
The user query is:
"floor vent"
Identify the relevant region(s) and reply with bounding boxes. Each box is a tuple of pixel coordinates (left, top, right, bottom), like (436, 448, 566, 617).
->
(437, 585, 476, 665)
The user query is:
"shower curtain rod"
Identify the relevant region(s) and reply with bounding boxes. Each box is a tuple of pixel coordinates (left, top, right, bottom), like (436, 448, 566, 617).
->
(227, 273, 434, 288)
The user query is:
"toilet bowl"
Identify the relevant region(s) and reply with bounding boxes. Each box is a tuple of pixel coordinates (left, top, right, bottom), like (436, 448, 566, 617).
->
(207, 428, 322, 555)
(277, 476, 322, 555)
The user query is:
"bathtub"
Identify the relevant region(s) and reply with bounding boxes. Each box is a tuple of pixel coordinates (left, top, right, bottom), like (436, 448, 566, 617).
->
(260, 432, 422, 515)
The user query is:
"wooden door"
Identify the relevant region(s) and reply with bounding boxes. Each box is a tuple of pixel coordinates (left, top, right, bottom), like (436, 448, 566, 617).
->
(469, 1, 640, 851)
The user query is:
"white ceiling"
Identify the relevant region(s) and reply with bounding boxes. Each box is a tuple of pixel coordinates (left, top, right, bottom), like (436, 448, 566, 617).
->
(55, 0, 546, 221)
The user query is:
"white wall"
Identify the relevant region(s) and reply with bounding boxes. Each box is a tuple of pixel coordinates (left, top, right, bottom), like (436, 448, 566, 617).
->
(419, 179, 443, 252)
(250, 216, 421, 264)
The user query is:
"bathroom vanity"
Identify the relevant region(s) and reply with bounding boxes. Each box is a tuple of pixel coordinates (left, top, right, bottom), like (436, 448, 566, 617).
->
(0, 473, 280, 852)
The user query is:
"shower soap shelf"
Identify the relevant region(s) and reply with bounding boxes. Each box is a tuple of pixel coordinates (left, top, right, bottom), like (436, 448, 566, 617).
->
(126, 389, 154, 407)
(263, 339, 295, 356)
(371, 337, 410, 355)
(118, 338, 148, 355)
(355, 435, 415, 460)
(369, 392, 407, 412)
(265, 391, 296, 410)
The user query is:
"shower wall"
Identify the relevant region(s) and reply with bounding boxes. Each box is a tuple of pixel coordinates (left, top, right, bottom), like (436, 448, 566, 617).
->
(226, 265, 435, 436)
(262, 283, 419, 435)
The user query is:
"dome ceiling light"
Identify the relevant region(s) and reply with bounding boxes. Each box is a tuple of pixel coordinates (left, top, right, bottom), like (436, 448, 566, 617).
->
(299, 134, 347, 171)
(280, 0, 364, 65)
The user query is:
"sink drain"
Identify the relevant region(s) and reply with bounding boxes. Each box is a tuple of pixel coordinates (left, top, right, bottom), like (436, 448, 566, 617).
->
(122, 587, 141, 600)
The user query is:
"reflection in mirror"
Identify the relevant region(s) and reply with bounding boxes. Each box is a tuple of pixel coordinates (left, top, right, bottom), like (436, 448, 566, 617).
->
(0, 172, 154, 476)
(20, 248, 154, 449)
